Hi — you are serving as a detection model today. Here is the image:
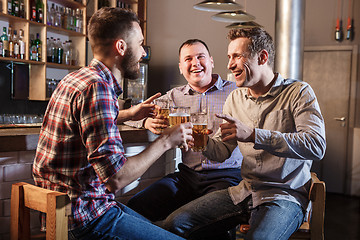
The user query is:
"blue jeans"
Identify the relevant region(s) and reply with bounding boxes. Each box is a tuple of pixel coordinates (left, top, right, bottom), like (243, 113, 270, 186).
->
(127, 163, 242, 221)
(68, 204, 185, 240)
(161, 189, 304, 240)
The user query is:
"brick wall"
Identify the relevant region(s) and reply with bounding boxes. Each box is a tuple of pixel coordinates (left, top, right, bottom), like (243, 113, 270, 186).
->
(0, 144, 175, 239)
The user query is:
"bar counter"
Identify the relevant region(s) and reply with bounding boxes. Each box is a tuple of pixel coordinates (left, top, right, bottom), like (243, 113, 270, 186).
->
(0, 125, 154, 152)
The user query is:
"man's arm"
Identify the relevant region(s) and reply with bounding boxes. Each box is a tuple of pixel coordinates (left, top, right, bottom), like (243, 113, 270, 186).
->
(116, 93, 161, 124)
(105, 122, 193, 193)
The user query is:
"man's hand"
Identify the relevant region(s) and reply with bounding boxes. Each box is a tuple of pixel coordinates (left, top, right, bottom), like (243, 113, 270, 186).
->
(161, 122, 193, 151)
(144, 116, 169, 135)
(128, 93, 161, 121)
(216, 114, 255, 143)
(117, 93, 161, 124)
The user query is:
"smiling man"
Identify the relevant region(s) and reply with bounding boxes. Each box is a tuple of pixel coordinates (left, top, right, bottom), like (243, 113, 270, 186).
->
(126, 39, 243, 225)
(32, 8, 192, 240)
(161, 28, 326, 240)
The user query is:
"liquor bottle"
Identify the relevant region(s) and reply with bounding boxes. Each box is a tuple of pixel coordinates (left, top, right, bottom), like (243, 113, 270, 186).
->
(56, 38, 63, 64)
(1, 27, 9, 57)
(13, 30, 19, 59)
(35, 33, 42, 61)
(18, 29, 25, 59)
(36, 0, 43, 23)
(30, 0, 36, 21)
(75, 9, 82, 33)
(8, 0, 12, 15)
(8, 26, 13, 58)
(49, 3, 55, 26)
(19, 0, 25, 18)
(12, 0, 19, 17)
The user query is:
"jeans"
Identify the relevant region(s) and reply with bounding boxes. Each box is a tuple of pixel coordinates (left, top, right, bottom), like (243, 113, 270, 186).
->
(68, 204, 184, 240)
(161, 189, 304, 240)
(127, 163, 242, 221)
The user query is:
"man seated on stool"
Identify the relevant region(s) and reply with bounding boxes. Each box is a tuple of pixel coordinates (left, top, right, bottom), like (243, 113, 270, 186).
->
(126, 39, 243, 224)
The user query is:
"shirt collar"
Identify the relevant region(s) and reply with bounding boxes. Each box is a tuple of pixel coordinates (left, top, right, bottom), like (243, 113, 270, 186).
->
(90, 59, 123, 97)
(245, 72, 285, 100)
(185, 74, 225, 95)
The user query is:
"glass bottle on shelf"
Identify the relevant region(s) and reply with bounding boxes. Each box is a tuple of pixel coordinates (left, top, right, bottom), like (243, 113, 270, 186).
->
(13, 29, 19, 59)
(56, 38, 63, 64)
(1, 27, 9, 57)
(30, 0, 36, 21)
(46, 37, 50, 62)
(55, 5, 62, 27)
(29, 34, 36, 60)
(8, 0, 12, 15)
(19, 29, 25, 59)
(35, 33, 42, 61)
(49, 3, 55, 26)
(36, 0, 43, 23)
(8, 26, 13, 58)
(19, 0, 25, 18)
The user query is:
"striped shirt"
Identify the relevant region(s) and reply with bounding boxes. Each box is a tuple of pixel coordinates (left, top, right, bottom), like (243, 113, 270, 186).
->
(33, 59, 126, 230)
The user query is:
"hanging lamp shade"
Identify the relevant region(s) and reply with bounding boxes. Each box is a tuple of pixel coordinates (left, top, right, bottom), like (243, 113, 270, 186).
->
(226, 21, 262, 29)
(211, 10, 255, 23)
(193, 0, 243, 12)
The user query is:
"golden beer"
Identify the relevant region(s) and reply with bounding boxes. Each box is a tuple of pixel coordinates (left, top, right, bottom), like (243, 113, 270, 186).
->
(156, 108, 169, 132)
(192, 123, 208, 152)
(169, 113, 190, 127)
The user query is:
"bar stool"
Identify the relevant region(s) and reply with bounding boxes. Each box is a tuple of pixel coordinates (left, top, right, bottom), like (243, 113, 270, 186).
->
(10, 182, 70, 240)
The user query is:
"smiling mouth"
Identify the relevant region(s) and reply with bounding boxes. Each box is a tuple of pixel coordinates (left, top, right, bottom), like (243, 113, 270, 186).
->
(233, 70, 243, 78)
(191, 69, 203, 73)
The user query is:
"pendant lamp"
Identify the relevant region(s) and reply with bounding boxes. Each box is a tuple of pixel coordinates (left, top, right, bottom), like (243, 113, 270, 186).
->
(211, 10, 255, 23)
(226, 21, 262, 29)
(193, 0, 243, 12)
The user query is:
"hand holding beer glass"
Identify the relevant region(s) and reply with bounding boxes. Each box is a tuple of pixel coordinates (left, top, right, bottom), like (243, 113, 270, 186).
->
(154, 99, 170, 133)
(190, 112, 208, 152)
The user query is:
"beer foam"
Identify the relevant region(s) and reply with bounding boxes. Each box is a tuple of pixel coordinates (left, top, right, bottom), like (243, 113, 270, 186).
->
(169, 113, 190, 117)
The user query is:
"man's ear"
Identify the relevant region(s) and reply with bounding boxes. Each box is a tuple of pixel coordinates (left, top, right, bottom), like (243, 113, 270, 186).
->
(115, 39, 127, 56)
(258, 49, 269, 65)
(179, 62, 183, 74)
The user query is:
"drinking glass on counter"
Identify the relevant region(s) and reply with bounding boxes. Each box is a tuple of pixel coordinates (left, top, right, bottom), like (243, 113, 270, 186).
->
(154, 99, 170, 133)
(169, 106, 190, 127)
(190, 112, 208, 152)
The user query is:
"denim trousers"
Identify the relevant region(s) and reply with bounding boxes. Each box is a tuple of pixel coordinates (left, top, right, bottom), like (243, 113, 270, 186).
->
(161, 189, 304, 240)
(68, 204, 185, 240)
(127, 163, 242, 222)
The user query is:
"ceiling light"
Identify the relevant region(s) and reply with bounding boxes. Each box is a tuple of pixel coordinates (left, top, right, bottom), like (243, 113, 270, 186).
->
(193, 0, 243, 12)
(211, 10, 255, 23)
(226, 21, 262, 29)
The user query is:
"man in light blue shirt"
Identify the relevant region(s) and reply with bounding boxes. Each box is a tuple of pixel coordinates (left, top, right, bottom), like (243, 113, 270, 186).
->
(126, 39, 243, 223)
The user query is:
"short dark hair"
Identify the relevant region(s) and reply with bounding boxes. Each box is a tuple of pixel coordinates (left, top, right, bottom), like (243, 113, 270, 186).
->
(178, 39, 211, 56)
(88, 7, 139, 53)
(228, 27, 275, 68)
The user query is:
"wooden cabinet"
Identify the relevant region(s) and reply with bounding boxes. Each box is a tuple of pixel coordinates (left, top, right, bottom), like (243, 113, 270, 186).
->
(0, 0, 87, 101)
(0, 0, 146, 101)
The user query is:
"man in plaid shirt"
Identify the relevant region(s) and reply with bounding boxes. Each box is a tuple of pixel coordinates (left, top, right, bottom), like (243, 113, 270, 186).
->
(33, 7, 191, 240)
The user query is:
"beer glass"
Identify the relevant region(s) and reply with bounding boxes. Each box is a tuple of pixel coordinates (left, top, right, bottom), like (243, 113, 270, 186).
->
(154, 99, 170, 132)
(191, 112, 208, 152)
(169, 106, 190, 127)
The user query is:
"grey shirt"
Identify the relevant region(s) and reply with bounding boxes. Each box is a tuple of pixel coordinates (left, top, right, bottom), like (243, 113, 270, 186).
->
(203, 74, 326, 210)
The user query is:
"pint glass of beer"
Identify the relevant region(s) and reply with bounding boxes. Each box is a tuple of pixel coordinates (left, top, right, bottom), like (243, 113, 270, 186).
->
(154, 99, 170, 132)
(169, 106, 190, 127)
(191, 112, 208, 152)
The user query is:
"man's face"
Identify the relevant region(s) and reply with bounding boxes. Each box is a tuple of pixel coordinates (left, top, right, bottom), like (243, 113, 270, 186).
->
(179, 42, 214, 89)
(227, 37, 260, 88)
(121, 22, 146, 80)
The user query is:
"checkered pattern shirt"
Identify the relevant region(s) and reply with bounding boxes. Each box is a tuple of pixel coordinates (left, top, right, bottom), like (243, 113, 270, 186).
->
(33, 59, 126, 230)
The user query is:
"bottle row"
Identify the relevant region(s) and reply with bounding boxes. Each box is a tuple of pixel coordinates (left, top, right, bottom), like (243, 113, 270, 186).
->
(46, 37, 79, 65)
(0, 26, 26, 59)
(7, 0, 44, 22)
(46, 3, 83, 33)
(6, 0, 84, 34)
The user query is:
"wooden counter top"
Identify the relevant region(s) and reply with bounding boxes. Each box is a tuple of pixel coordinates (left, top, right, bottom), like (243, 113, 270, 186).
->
(0, 125, 155, 152)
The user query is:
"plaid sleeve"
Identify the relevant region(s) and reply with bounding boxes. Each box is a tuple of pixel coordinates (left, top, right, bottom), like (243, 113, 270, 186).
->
(76, 80, 127, 183)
